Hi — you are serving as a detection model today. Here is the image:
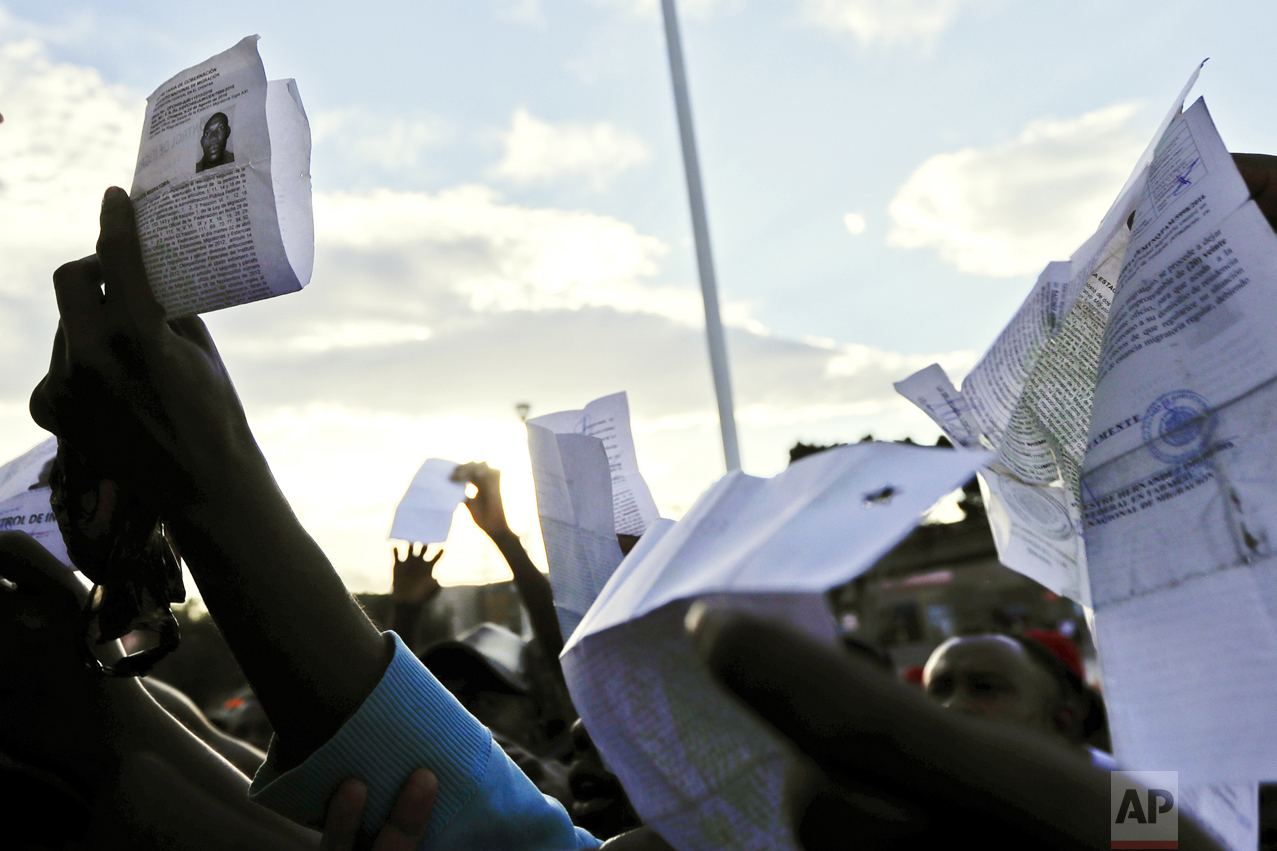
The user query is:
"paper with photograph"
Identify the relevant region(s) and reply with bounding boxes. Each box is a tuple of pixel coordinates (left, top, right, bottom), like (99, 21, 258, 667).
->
(130, 36, 312, 316)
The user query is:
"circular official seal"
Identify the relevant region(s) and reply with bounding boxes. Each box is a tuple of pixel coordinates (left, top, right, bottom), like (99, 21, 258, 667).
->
(1005, 485, 1073, 541)
(1141, 390, 1212, 464)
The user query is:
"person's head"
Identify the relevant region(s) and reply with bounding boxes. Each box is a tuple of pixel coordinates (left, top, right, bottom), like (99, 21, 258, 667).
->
(922, 633, 1082, 744)
(420, 624, 543, 749)
(200, 113, 230, 162)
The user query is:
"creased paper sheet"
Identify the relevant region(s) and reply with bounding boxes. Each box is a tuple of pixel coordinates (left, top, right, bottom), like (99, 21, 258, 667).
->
(130, 36, 312, 316)
(894, 65, 1204, 605)
(528, 392, 659, 537)
(899, 65, 1277, 797)
(561, 443, 989, 851)
(0, 438, 70, 567)
(1081, 99, 1277, 785)
(527, 427, 625, 641)
(388, 459, 465, 545)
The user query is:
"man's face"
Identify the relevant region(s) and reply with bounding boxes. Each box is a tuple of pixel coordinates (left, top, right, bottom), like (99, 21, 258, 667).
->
(201, 117, 229, 160)
(922, 635, 1060, 737)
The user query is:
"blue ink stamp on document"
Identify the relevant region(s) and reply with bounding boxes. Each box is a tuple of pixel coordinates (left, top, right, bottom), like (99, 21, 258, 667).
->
(1142, 390, 1212, 463)
(1006, 486, 1073, 541)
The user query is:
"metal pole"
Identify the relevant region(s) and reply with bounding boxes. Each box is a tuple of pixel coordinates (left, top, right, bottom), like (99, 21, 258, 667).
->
(659, 0, 742, 472)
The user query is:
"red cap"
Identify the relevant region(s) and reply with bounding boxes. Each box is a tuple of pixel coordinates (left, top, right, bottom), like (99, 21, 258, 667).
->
(901, 665, 925, 687)
(1023, 629, 1084, 681)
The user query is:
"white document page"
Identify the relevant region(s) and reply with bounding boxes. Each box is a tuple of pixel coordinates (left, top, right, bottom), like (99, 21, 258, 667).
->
(388, 458, 465, 545)
(892, 363, 984, 449)
(1080, 99, 1277, 784)
(561, 443, 988, 851)
(0, 438, 69, 567)
(1181, 782, 1259, 851)
(896, 69, 1203, 606)
(0, 488, 70, 568)
(528, 392, 658, 536)
(528, 426, 626, 641)
(130, 36, 312, 316)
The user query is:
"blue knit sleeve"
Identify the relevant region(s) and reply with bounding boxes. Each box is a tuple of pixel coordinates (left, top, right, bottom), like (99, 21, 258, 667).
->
(248, 633, 600, 850)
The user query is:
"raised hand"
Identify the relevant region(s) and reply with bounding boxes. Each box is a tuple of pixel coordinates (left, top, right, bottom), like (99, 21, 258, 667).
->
(29, 187, 266, 512)
(392, 544, 443, 606)
(451, 462, 512, 540)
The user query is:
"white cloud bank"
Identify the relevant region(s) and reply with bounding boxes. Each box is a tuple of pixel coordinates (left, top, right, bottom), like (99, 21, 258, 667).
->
(887, 102, 1146, 277)
(801, 0, 964, 47)
(490, 108, 650, 189)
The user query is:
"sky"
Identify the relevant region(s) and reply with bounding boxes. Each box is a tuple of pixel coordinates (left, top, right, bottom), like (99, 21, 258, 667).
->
(1, 0, 1275, 591)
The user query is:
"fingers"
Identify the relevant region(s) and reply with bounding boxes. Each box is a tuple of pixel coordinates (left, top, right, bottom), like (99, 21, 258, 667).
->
(96, 187, 164, 327)
(320, 777, 368, 851)
(51, 257, 104, 343)
(1234, 153, 1277, 233)
(30, 325, 69, 435)
(426, 548, 443, 567)
(167, 315, 221, 357)
(451, 461, 499, 485)
(372, 768, 438, 851)
(0, 532, 83, 603)
(412, 543, 424, 560)
(686, 606, 1112, 849)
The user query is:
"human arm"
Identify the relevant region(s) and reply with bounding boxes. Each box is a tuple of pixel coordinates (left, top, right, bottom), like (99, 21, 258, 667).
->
(688, 606, 1225, 851)
(143, 677, 267, 777)
(451, 462, 564, 659)
(0, 531, 320, 851)
(390, 544, 443, 651)
(28, 188, 387, 771)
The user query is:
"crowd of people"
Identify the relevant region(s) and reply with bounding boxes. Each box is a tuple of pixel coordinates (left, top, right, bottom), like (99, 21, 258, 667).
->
(7, 158, 1277, 849)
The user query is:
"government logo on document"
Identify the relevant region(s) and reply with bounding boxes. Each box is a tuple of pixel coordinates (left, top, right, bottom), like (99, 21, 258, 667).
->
(1111, 771, 1178, 849)
(1142, 391, 1212, 464)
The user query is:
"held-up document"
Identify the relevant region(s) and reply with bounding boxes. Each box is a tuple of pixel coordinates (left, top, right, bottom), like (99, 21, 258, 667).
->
(895, 65, 1205, 605)
(0, 438, 70, 567)
(389, 459, 466, 545)
(561, 443, 988, 851)
(130, 36, 313, 316)
(528, 392, 659, 640)
(528, 392, 659, 537)
(899, 68, 1277, 791)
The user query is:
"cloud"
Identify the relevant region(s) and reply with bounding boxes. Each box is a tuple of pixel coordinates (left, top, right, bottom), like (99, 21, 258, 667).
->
(0, 38, 142, 292)
(583, 0, 736, 19)
(493, 0, 546, 26)
(310, 108, 453, 183)
(801, 0, 964, 48)
(886, 102, 1145, 277)
(489, 108, 650, 190)
(843, 211, 867, 235)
